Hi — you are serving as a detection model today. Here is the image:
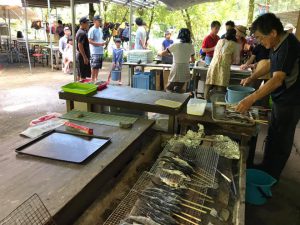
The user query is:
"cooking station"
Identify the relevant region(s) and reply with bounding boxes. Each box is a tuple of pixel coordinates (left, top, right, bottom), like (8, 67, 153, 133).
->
(0, 84, 261, 225)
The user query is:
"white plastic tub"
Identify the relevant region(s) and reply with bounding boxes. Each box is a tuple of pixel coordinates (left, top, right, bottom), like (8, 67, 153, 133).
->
(187, 98, 207, 116)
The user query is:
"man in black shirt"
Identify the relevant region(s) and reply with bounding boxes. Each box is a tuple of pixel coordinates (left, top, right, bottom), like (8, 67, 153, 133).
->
(236, 13, 300, 180)
(76, 17, 91, 81)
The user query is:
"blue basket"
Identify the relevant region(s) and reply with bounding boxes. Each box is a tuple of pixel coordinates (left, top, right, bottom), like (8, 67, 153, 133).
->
(246, 169, 277, 205)
(133, 72, 155, 90)
(111, 70, 121, 81)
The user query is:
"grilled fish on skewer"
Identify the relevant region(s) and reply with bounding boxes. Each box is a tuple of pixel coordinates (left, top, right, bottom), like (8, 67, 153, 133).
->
(120, 216, 161, 225)
(137, 192, 202, 224)
(135, 201, 178, 225)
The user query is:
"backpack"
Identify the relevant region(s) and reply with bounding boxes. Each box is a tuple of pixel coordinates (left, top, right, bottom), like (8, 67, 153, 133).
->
(121, 27, 129, 42)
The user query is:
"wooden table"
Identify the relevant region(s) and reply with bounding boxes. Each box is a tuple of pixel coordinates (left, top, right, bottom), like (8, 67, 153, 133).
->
(44, 45, 60, 69)
(192, 65, 252, 97)
(0, 119, 154, 225)
(59, 85, 190, 133)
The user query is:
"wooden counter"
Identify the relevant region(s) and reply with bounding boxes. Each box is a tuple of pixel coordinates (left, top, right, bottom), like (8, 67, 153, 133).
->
(0, 118, 154, 224)
(59, 85, 190, 133)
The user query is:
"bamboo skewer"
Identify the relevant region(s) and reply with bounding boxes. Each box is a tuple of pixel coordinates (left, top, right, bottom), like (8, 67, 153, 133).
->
(191, 174, 214, 185)
(180, 212, 202, 222)
(187, 187, 213, 200)
(173, 213, 199, 225)
(181, 203, 207, 214)
(180, 198, 213, 211)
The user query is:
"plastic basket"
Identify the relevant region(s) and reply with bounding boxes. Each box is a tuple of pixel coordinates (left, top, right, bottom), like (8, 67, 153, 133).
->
(61, 82, 97, 95)
(133, 72, 155, 90)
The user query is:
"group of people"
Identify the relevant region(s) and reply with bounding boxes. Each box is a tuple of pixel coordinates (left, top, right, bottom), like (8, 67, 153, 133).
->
(159, 13, 299, 181)
(57, 16, 124, 83)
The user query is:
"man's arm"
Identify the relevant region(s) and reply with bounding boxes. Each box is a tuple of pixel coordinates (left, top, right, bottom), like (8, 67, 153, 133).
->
(88, 38, 105, 46)
(202, 47, 215, 53)
(58, 38, 64, 54)
(236, 71, 286, 113)
(240, 59, 271, 86)
(240, 55, 256, 70)
(78, 42, 89, 65)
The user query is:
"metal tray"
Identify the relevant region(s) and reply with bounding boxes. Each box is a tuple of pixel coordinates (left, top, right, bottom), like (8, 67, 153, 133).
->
(212, 102, 255, 127)
(15, 130, 111, 163)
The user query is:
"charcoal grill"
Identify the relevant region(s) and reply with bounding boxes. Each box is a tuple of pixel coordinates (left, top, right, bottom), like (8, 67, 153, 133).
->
(104, 142, 219, 225)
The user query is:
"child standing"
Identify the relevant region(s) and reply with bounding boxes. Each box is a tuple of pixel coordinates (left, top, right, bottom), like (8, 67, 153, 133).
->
(109, 38, 124, 84)
(63, 38, 73, 74)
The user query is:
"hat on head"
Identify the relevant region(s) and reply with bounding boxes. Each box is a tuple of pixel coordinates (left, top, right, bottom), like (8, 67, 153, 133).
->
(284, 23, 295, 31)
(235, 25, 247, 37)
(165, 30, 171, 35)
(79, 17, 89, 24)
(114, 38, 122, 43)
(93, 15, 102, 21)
(64, 26, 70, 31)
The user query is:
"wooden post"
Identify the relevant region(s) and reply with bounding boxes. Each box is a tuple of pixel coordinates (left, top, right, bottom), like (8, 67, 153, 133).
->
(296, 11, 300, 41)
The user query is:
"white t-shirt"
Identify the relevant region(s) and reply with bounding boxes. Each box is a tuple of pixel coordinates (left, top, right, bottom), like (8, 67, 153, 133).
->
(135, 26, 146, 50)
(168, 42, 195, 64)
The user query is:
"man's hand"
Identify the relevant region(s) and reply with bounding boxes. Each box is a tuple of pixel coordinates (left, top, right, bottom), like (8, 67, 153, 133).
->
(235, 95, 256, 114)
(240, 77, 253, 86)
(83, 56, 89, 65)
(240, 64, 248, 70)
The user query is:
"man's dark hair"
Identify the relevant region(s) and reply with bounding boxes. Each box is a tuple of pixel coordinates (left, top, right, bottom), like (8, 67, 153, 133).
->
(251, 13, 284, 35)
(211, 21, 221, 28)
(135, 18, 143, 26)
(58, 20, 62, 25)
(177, 28, 192, 43)
(225, 28, 237, 42)
(225, 20, 235, 27)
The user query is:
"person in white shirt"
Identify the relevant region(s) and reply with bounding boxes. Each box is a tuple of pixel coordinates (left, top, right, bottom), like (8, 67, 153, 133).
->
(134, 18, 147, 50)
(59, 27, 71, 54)
(59, 27, 71, 72)
(160, 28, 195, 93)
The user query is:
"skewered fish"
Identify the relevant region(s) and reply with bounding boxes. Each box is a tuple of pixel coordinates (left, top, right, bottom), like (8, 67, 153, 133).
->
(137, 190, 202, 225)
(135, 199, 178, 225)
(160, 168, 192, 181)
(160, 156, 194, 174)
(120, 216, 161, 225)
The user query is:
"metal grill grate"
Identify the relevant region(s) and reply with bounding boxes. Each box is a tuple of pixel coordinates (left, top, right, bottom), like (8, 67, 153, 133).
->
(0, 194, 56, 225)
(151, 143, 219, 188)
(103, 172, 153, 225)
(104, 142, 220, 225)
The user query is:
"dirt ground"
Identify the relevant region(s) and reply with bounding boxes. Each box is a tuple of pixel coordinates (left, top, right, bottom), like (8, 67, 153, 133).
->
(0, 58, 299, 225)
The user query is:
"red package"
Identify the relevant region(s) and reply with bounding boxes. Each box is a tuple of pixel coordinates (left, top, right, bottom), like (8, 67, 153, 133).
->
(64, 121, 93, 135)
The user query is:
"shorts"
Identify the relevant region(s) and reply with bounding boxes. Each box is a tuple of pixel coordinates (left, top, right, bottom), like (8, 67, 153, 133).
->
(90, 54, 103, 69)
(76, 53, 91, 78)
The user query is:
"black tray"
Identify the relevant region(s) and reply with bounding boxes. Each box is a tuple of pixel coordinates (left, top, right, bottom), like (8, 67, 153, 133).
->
(15, 130, 111, 163)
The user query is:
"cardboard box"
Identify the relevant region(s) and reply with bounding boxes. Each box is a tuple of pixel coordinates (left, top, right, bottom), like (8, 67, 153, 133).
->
(163, 70, 170, 91)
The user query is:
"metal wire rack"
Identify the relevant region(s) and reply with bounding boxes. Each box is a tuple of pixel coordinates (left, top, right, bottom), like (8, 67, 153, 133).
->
(0, 193, 56, 225)
(104, 141, 219, 225)
(151, 143, 219, 188)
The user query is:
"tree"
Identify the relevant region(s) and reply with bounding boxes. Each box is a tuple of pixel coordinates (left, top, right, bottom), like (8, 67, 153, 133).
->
(181, 9, 195, 41)
(88, 3, 96, 21)
(247, 0, 255, 27)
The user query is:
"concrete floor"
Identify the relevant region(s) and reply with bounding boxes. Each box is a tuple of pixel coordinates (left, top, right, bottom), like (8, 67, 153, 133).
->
(0, 59, 299, 225)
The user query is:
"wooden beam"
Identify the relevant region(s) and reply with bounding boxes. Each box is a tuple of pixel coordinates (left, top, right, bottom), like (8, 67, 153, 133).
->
(296, 11, 300, 41)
